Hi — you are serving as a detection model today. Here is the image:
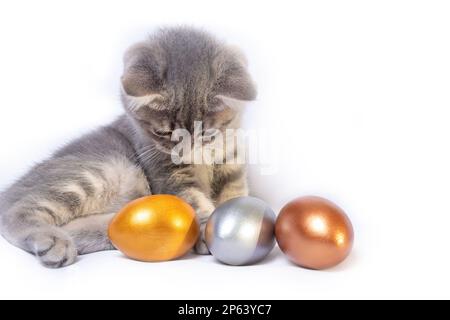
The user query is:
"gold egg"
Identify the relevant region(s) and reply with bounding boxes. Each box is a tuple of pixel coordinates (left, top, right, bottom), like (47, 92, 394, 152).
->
(108, 195, 199, 262)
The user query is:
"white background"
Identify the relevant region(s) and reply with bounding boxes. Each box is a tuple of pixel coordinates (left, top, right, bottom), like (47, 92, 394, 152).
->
(0, 0, 449, 300)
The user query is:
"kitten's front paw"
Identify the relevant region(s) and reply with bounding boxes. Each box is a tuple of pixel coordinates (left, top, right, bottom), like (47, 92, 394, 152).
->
(26, 229, 77, 268)
(194, 223, 210, 255)
(194, 239, 210, 255)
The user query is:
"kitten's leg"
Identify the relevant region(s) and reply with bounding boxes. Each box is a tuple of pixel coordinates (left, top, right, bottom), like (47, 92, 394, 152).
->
(178, 188, 215, 255)
(1, 203, 78, 268)
(62, 213, 116, 255)
(0, 156, 150, 268)
(164, 168, 215, 255)
(215, 165, 249, 205)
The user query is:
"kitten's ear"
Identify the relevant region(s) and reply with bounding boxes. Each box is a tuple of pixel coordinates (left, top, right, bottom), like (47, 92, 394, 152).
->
(213, 95, 247, 112)
(213, 46, 257, 102)
(121, 42, 165, 97)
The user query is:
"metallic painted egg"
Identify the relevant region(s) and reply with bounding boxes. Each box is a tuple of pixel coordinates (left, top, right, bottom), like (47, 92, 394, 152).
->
(276, 196, 354, 270)
(108, 195, 199, 262)
(205, 197, 276, 266)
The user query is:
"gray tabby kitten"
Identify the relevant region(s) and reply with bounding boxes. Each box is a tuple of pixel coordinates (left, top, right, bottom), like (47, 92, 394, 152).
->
(0, 27, 256, 268)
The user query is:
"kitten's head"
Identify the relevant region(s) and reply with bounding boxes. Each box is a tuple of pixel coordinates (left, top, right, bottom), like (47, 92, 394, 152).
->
(121, 27, 256, 153)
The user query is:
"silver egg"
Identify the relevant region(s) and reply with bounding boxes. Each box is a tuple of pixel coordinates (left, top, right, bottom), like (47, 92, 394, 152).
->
(205, 196, 276, 266)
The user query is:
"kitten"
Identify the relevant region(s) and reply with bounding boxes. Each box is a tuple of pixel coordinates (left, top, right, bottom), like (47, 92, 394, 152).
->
(0, 27, 256, 268)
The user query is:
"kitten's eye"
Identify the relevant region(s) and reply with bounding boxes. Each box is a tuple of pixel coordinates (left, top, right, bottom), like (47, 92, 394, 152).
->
(152, 129, 172, 138)
(221, 118, 234, 127)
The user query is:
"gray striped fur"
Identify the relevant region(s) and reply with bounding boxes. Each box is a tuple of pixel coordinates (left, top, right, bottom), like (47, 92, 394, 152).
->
(0, 27, 255, 267)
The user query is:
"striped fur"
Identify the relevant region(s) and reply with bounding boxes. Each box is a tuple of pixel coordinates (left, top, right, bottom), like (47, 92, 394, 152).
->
(0, 27, 255, 267)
